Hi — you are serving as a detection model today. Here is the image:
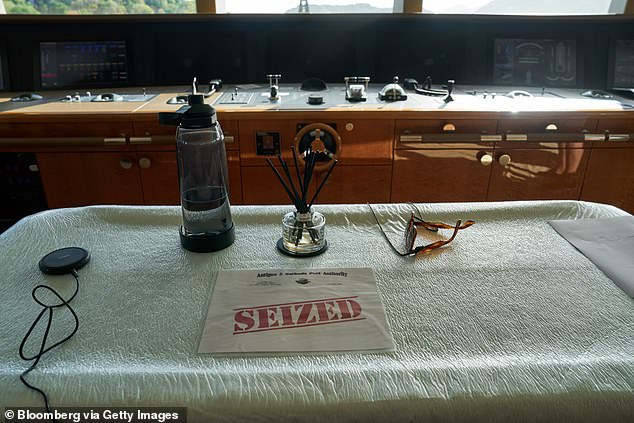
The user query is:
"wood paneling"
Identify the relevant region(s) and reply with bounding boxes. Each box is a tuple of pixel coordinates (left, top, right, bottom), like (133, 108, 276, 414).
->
(227, 151, 242, 205)
(138, 151, 179, 205)
(488, 144, 589, 201)
(3, 104, 632, 211)
(238, 120, 298, 166)
(137, 149, 241, 205)
(37, 152, 144, 208)
(335, 120, 393, 165)
(0, 121, 132, 139)
(313, 165, 392, 204)
(241, 165, 316, 205)
(597, 119, 634, 135)
(396, 119, 498, 135)
(498, 118, 596, 135)
(391, 148, 492, 203)
(581, 146, 634, 214)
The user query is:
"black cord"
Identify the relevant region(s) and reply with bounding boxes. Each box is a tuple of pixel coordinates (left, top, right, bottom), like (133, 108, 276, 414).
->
(367, 203, 410, 256)
(19, 269, 80, 421)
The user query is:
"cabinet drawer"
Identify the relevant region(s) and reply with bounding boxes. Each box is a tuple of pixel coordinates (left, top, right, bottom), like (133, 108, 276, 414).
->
(581, 147, 634, 214)
(396, 119, 498, 147)
(37, 152, 144, 208)
(597, 119, 634, 134)
(132, 119, 239, 149)
(314, 165, 391, 204)
(219, 120, 239, 148)
(488, 146, 590, 201)
(392, 149, 492, 202)
(596, 119, 634, 144)
(0, 121, 132, 140)
(499, 118, 597, 141)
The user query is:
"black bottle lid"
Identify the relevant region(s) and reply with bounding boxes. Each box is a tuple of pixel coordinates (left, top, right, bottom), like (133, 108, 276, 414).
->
(159, 94, 217, 129)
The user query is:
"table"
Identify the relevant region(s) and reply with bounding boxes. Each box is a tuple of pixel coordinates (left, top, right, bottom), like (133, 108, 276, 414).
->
(1, 201, 633, 422)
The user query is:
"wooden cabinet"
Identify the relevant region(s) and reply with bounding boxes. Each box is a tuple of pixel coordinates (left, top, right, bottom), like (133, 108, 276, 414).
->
(131, 118, 241, 205)
(490, 118, 594, 200)
(38, 150, 145, 208)
(241, 165, 315, 205)
(392, 148, 493, 203)
(38, 148, 242, 208)
(392, 119, 496, 203)
(581, 142, 634, 214)
(136, 151, 179, 205)
(580, 119, 634, 214)
(0, 119, 132, 141)
(132, 119, 240, 150)
(488, 142, 590, 201)
(10, 111, 634, 212)
(241, 164, 392, 206)
(498, 118, 596, 140)
(396, 119, 498, 145)
(315, 165, 391, 204)
(239, 118, 393, 204)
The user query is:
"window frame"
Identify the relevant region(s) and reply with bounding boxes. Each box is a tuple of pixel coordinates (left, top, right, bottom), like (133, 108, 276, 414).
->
(0, 0, 631, 16)
(204, 0, 634, 16)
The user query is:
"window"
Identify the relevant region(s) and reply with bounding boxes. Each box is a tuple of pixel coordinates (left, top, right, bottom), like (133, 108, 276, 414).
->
(422, 0, 625, 15)
(218, 0, 396, 14)
(0, 0, 629, 15)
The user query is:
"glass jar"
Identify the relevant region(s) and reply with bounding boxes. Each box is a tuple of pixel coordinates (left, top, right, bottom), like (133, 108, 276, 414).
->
(280, 210, 326, 256)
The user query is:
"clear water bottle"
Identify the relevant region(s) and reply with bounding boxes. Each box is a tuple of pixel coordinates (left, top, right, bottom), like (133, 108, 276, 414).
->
(159, 93, 235, 252)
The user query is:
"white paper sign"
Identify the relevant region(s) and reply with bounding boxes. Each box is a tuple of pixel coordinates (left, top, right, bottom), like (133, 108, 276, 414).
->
(199, 268, 395, 353)
(549, 216, 634, 297)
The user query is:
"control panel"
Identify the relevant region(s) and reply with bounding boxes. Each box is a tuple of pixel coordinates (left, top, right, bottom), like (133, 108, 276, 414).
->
(39, 41, 129, 88)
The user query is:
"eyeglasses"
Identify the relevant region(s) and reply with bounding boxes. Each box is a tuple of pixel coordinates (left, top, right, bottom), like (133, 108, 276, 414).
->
(368, 203, 475, 256)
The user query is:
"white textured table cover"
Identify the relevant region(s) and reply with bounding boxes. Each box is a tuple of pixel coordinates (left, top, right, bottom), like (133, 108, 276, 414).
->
(1, 201, 633, 422)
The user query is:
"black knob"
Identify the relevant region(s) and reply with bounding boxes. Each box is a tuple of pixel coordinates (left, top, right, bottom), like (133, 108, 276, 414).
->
(444, 79, 455, 103)
(423, 76, 432, 90)
(308, 94, 324, 105)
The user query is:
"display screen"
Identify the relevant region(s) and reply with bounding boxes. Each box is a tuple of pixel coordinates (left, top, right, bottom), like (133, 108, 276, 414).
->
(40, 41, 128, 88)
(493, 38, 577, 87)
(612, 40, 634, 88)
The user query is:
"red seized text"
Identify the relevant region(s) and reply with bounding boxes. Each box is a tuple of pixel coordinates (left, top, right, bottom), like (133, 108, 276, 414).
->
(233, 296, 364, 334)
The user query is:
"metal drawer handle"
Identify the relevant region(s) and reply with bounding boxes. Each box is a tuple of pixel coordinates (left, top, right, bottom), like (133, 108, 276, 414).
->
(479, 153, 493, 166)
(584, 134, 606, 142)
(130, 137, 152, 144)
(400, 134, 423, 143)
(120, 158, 133, 170)
(138, 157, 152, 169)
(506, 134, 528, 141)
(545, 123, 558, 131)
(608, 134, 630, 142)
(498, 154, 512, 166)
(104, 137, 127, 145)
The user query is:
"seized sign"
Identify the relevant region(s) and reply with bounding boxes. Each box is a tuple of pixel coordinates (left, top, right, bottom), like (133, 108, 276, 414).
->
(199, 268, 394, 353)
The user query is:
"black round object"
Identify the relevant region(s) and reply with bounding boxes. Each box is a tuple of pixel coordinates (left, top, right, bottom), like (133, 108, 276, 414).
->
(39, 247, 91, 275)
(307, 94, 324, 105)
(300, 78, 327, 92)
